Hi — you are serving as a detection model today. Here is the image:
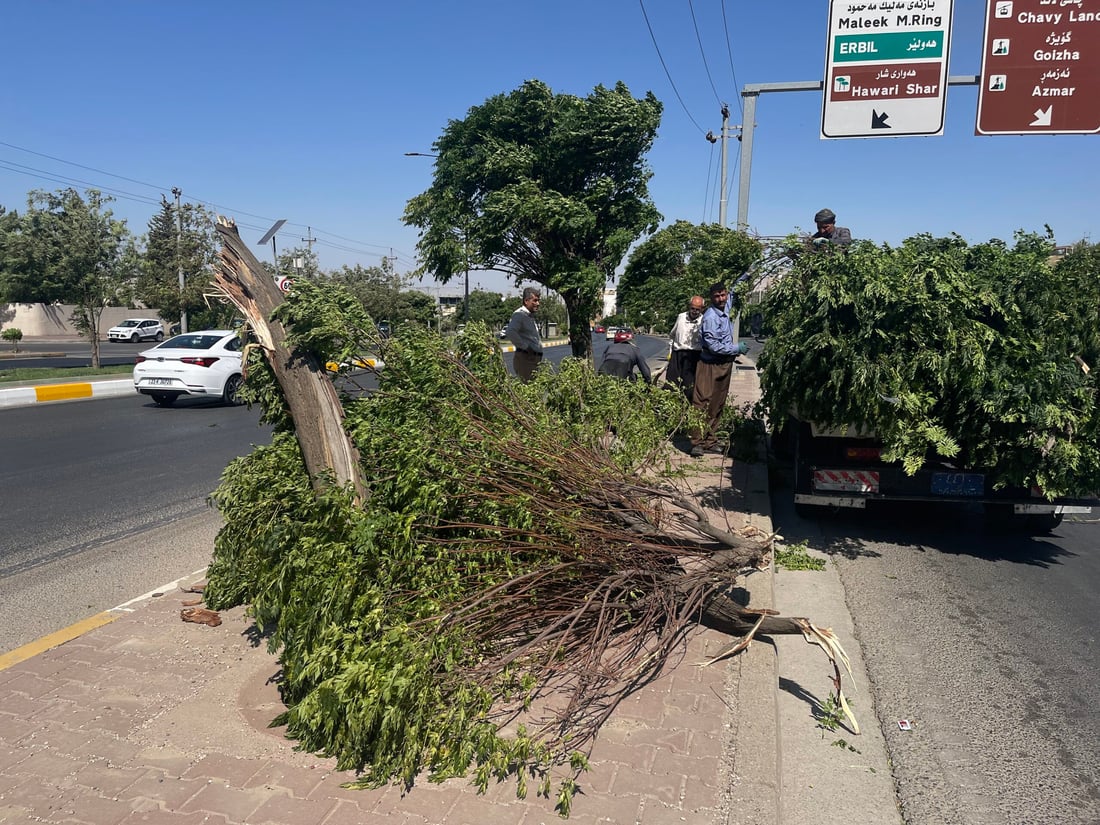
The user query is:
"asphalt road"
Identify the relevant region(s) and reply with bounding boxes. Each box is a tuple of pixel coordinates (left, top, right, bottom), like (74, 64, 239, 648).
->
(0, 393, 272, 654)
(773, 493, 1100, 825)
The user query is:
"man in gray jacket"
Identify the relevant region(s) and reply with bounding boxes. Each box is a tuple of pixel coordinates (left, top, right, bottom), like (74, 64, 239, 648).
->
(504, 287, 543, 382)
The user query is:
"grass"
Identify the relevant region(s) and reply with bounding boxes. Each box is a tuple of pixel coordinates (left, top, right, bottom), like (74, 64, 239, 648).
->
(0, 365, 133, 384)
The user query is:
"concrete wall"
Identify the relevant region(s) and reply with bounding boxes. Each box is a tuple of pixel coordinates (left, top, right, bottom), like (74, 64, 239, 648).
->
(0, 303, 168, 340)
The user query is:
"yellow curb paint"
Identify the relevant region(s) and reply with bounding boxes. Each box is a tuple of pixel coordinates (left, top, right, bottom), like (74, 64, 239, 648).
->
(0, 612, 118, 672)
(35, 382, 93, 402)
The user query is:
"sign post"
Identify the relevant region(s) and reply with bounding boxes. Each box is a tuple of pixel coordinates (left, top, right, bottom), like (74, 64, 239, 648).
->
(822, 0, 955, 138)
(976, 0, 1100, 135)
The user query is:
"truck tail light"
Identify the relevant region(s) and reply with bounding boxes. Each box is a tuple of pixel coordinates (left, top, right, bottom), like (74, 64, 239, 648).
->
(845, 446, 881, 461)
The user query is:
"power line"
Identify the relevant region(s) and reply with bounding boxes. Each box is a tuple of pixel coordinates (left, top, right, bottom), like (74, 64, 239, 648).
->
(721, 0, 745, 117)
(0, 139, 414, 264)
(637, 0, 707, 134)
(688, 0, 724, 107)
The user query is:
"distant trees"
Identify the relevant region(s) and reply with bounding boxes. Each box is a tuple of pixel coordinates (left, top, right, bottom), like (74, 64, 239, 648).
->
(0, 188, 132, 366)
(137, 196, 220, 330)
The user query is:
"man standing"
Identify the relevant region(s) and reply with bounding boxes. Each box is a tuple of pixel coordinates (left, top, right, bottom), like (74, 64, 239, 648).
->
(505, 287, 543, 382)
(690, 282, 747, 457)
(666, 295, 705, 400)
(811, 208, 852, 249)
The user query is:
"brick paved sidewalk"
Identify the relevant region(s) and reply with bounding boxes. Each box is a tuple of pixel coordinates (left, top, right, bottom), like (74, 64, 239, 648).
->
(0, 389, 778, 825)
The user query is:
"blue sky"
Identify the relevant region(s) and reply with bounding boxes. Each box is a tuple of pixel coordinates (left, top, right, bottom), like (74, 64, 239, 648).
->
(1, 1, 1095, 296)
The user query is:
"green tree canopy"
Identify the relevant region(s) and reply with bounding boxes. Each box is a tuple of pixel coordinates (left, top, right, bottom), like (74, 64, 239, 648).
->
(136, 196, 219, 327)
(404, 79, 663, 359)
(619, 221, 762, 333)
(0, 188, 132, 366)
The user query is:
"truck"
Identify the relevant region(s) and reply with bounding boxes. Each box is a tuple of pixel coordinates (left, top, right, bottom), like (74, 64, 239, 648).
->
(756, 233, 1100, 530)
(774, 417, 1093, 530)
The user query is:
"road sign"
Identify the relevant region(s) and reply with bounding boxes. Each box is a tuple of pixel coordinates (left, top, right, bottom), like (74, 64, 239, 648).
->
(822, 0, 955, 138)
(275, 276, 293, 292)
(976, 0, 1100, 135)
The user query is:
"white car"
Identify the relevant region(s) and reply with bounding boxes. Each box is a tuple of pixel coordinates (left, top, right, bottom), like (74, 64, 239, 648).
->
(133, 330, 245, 407)
(108, 318, 164, 343)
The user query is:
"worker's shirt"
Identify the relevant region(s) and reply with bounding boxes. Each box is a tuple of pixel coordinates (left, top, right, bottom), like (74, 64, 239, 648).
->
(699, 297, 739, 363)
(669, 311, 702, 352)
(598, 342, 651, 382)
(505, 306, 542, 353)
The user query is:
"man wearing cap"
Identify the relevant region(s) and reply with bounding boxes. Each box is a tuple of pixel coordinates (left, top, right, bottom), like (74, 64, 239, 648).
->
(811, 208, 852, 249)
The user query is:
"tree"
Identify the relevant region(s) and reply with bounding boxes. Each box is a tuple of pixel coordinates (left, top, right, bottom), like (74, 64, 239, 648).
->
(404, 80, 663, 359)
(137, 196, 219, 330)
(1, 189, 131, 366)
(202, 230, 855, 815)
(619, 221, 762, 333)
(465, 288, 511, 329)
(321, 263, 439, 330)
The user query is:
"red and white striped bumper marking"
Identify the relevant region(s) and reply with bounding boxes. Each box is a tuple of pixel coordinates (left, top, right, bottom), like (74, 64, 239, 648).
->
(813, 469, 880, 494)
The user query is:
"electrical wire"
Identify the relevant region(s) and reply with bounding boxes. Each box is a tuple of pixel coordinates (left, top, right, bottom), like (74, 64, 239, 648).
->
(0, 139, 414, 264)
(688, 0, 724, 107)
(637, 0, 707, 134)
(721, 0, 745, 118)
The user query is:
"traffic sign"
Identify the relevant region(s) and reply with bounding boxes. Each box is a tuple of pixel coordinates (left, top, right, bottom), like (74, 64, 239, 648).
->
(976, 0, 1100, 135)
(275, 276, 293, 292)
(822, 0, 955, 138)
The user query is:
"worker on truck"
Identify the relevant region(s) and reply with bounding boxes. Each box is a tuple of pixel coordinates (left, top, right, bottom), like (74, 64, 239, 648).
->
(811, 208, 852, 249)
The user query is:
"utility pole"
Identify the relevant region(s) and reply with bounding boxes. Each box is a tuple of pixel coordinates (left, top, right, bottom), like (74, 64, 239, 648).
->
(172, 187, 187, 334)
(705, 104, 733, 227)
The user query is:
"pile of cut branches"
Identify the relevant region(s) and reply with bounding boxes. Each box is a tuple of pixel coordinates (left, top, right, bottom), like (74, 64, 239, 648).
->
(202, 224, 849, 815)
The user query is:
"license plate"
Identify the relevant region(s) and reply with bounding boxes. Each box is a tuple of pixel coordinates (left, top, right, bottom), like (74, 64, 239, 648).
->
(148, 378, 173, 386)
(931, 472, 984, 496)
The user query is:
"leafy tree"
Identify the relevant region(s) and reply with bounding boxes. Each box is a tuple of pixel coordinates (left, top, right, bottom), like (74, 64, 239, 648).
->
(404, 79, 663, 359)
(0, 189, 131, 366)
(619, 221, 762, 333)
(465, 288, 511, 329)
(320, 263, 439, 330)
(136, 196, 219, 329)
(758, 231, 1100, 497)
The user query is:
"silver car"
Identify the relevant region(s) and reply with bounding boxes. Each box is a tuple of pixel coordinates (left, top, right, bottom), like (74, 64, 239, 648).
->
(133, 330, 245, 407)
(108, 318, 164, 343)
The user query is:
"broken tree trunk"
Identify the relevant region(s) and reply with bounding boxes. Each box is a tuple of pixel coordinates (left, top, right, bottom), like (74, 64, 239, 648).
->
(212, 217, 367, 503)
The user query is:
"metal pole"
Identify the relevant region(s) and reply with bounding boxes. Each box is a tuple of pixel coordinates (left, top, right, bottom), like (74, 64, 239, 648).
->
(735, 76, 979, 230)
(172, 187, 187, 334)
(719, 104, 729, 227)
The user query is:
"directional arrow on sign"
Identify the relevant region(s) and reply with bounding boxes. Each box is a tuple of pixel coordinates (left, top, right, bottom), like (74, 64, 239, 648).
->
(1030, 106, 1053, 127)
(872, 110, 891, 129)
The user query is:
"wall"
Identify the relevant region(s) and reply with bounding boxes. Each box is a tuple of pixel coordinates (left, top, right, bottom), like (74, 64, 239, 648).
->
(0, 303, 168, 340)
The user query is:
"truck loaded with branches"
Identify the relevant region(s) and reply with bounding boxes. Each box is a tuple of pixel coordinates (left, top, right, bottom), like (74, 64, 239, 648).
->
(757, 232, 1100, 529)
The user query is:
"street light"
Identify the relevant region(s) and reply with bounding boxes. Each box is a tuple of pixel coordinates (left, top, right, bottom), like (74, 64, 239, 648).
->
(258, 219, 287, 275)
(405, 151, 469, 324)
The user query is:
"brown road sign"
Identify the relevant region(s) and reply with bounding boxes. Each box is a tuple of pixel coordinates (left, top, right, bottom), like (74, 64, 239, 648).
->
(976, 0, 1100, 134)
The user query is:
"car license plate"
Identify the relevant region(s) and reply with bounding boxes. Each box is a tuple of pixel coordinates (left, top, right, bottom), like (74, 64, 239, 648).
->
(148, 378, 173, 386)
(931, 472, 984, 496)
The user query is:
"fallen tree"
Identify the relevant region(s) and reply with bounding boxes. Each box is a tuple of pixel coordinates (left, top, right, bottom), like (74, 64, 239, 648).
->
(203, 219, 852, 815)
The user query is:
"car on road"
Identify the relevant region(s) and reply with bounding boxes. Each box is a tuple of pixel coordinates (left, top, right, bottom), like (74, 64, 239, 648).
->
(108, 318, 164, 343)
(133, 330, 245, 407)
(605, 326, 626, 341)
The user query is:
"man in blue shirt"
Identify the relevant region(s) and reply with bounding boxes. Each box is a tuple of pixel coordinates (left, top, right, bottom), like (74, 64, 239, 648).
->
(690, 281, 747, 457)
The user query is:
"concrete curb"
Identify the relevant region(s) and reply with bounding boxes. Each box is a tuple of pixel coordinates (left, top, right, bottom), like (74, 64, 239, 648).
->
(0, 377, 133, 408)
